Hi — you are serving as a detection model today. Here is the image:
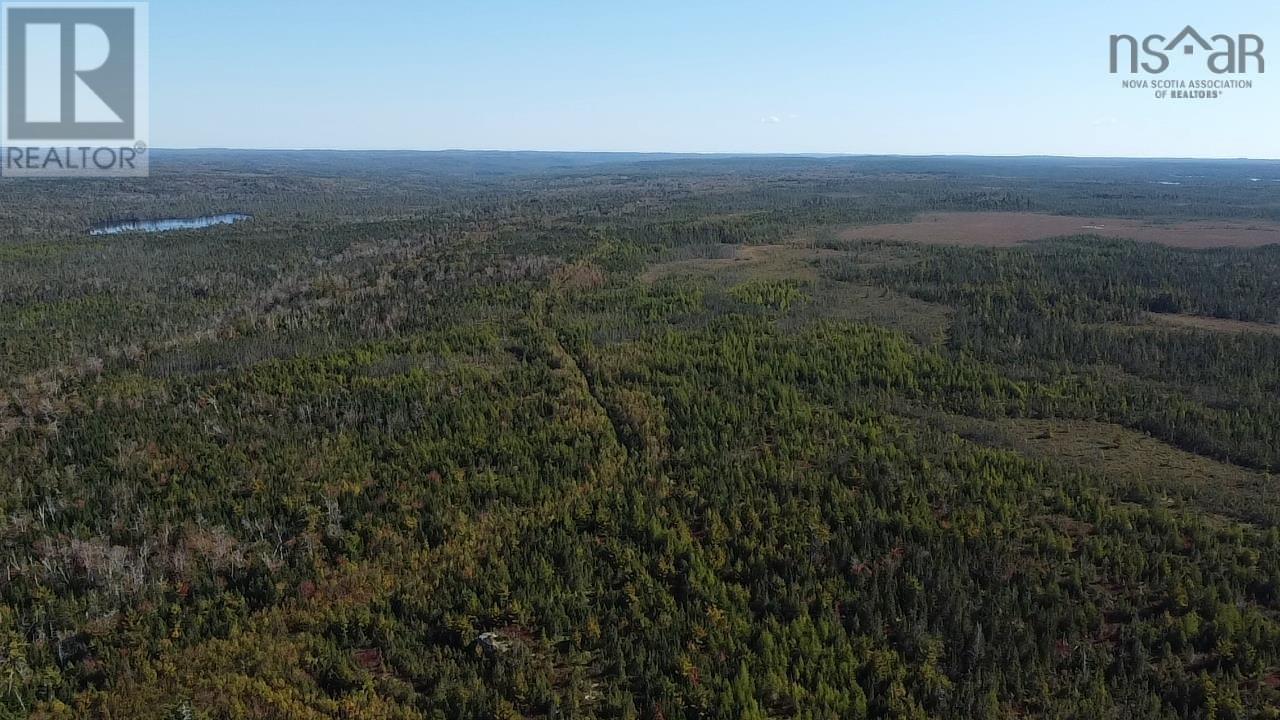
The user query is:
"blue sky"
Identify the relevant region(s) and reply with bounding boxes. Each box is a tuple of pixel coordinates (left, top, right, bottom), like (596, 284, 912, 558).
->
(151, 0, 1280, 156)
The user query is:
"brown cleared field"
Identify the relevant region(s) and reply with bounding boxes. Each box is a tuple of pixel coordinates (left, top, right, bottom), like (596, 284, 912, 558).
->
(1147, 312, 1280, 337)
(836, 212, 1280, 248)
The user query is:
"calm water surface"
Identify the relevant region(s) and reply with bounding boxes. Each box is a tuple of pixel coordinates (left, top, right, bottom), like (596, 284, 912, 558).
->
(89, 213, 251, 236)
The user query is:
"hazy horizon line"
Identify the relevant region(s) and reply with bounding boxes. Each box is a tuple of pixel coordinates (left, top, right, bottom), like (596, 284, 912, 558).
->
(149, 147, 1280, 162)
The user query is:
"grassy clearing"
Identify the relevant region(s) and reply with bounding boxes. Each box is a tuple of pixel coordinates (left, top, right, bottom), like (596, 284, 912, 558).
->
(640, 242, 952, 345)
(791, 281, 951, 346)
(928, 414, 1280, 526)
(1147, 312, 1280, 337)
(639, 243, 840, 284)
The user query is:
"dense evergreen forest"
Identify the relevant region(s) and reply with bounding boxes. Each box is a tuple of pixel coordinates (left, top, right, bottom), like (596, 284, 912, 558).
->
(2, 152, 1280, 719)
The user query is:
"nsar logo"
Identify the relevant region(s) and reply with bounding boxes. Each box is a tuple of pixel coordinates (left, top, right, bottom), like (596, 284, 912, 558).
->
(1110, 26, 1264, 75)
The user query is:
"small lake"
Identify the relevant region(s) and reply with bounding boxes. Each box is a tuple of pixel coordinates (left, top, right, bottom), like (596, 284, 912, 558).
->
(89, 213, 252, 236)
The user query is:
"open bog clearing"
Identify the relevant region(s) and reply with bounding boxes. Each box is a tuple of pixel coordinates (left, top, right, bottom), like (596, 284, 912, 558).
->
(837, 211, 1280, 248)
(1147, 312, 1280, 337)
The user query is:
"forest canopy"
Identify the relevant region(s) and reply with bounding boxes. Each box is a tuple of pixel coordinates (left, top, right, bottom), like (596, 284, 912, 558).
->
(2, 153, 1280, 719)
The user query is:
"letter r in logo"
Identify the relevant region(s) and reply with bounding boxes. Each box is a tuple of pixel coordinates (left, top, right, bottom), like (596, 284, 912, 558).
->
(4, 6, 135, 140)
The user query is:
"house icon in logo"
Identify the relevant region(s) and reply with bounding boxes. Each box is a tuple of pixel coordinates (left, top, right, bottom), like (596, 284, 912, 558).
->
(1165, 26, 1213, 55)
